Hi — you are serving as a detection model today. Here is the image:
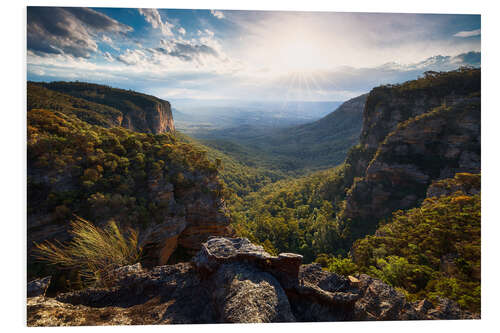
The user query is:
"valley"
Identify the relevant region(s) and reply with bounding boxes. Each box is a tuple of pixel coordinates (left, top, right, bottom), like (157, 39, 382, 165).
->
(27, 67, 481, 322)
(22, 5, 485, 326)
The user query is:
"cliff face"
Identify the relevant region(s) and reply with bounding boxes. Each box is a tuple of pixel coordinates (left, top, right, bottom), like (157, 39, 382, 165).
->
(119, 99, 175, 134)
(27, 237, 477, 326)
(29, 81, 175, 134)
(28, 162, 231, 268)
(139, 171, 233, 267)
(27, 108, 230, 286)
(339, 69, 481, 239)
(359, 69, 480, 151)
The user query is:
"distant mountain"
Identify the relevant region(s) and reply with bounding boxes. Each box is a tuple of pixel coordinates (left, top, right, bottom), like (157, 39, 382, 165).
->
(196, 94, 367, 173)
(28, 81, 175, 133)
(171, 100, 343, 134)
(171, 107, 191, 121)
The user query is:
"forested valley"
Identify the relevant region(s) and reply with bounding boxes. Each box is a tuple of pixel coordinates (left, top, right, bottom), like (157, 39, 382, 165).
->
(28, 68, 481, 313)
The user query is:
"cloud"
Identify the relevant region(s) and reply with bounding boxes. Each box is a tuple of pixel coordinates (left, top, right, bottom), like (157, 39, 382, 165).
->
(452, 51, 481, 66)
(27, 50, 481, 102)
(453, 29, 481, 37)
(210, 10, 224, 19)
(223, 11, 480, 72)
(138, 8, 174, 36)
(204, 29, 215, 37)
(116, 49, 147, 65)
(268, 51, 482, 100)
(27, 9, 481, 102)
(155, 39, 219, 62)
(27, 7, 132, 58)
(103, 51, 114, 62)
(112, 35, 223, 67)
(101, 35, 113, 44)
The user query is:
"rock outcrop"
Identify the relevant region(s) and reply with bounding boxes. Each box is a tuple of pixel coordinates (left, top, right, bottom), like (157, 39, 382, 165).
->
(120, 99, 174, 134)
(426, 172, 480, 198)
(359, 69, 480, 152)
(28, 170, 233, 270)
(139, 173, 233, 267)
(340, 68, 481, 239)
(27, 104, 232, 284)
(27, 276, 51, 298)
(30, 81, 175, 134)
(27, 237, 477, 326)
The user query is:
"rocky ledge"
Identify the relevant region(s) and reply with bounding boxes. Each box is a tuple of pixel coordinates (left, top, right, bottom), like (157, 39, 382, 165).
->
(27, 237, 478, 326)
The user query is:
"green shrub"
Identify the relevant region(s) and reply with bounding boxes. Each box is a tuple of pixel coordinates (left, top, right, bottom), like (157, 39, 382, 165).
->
(325, 256, 359, 276)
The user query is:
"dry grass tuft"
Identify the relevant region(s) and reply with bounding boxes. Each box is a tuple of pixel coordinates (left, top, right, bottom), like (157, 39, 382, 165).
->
(33, 216, 141, 287)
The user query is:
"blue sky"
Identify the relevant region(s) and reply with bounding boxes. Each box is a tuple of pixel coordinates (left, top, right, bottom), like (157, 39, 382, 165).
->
(27, 7, 481, 101)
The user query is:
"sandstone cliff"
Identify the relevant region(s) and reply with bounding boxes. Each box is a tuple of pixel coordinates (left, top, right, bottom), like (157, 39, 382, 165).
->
(29, 81, 175, 134)
(27, 109, 231, 289)
(339, 68, 480, 240)
(27, 237, 477, 326)
(28, 153, 232, 269)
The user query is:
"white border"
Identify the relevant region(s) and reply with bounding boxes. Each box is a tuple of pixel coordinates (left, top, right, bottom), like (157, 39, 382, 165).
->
(2, 0, 499, 332)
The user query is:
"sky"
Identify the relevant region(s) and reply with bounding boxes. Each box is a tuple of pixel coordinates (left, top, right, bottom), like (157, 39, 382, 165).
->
(27, 7, 481, 101)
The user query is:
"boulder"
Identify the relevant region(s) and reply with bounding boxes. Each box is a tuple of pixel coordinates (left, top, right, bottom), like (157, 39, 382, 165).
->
(213, 263, 295, 323)
(192, 237, 302, 288)
(353, 274, 407, 320)
(27, 276, 51, 298)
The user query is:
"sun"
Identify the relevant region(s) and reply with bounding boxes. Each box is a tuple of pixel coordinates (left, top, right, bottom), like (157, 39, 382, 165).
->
(272, 32, 328, 74)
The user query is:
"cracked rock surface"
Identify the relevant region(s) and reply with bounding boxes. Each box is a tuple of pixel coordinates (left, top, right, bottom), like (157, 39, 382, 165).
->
(27, 237, 478, 326)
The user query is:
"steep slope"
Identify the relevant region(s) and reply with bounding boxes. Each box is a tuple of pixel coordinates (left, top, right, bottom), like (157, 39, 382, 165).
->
(29, 81, 175, 134)
(198, 94, 367, 173)
(230, 165, 351, 261)
(179, 133, 286, 198)
(339, 68, 480, 240)
(349, 173, 481, 312)
(28, 108, 231, 290)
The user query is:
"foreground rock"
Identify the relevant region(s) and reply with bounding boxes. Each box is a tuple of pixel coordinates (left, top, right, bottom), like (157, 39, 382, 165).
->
(27, 276, 51, 298)
(27, 237, 478, 326)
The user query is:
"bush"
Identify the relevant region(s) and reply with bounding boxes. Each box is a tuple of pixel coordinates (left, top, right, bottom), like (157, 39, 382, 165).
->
(33, 217, 141, 287)
(326, 256, 359, 276)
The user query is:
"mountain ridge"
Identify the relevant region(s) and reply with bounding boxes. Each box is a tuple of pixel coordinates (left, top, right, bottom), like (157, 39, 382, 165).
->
(28, 81, 175, 134)
(196, 93, 367, 173)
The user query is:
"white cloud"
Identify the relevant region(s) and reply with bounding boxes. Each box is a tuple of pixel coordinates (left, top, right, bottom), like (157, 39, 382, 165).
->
(116, 49, 147, 65)
(221, 12, 481, 75)
(27, 49, 480, 102)
(138, 8, 174, 36)
(101, 35, 121, 51)
(210, 10, 224, 19)
(453, 29, 481, 38)
(103, 51, 114, 62)
(27, 10, 481, 102)
(101, 35, 113, 44)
